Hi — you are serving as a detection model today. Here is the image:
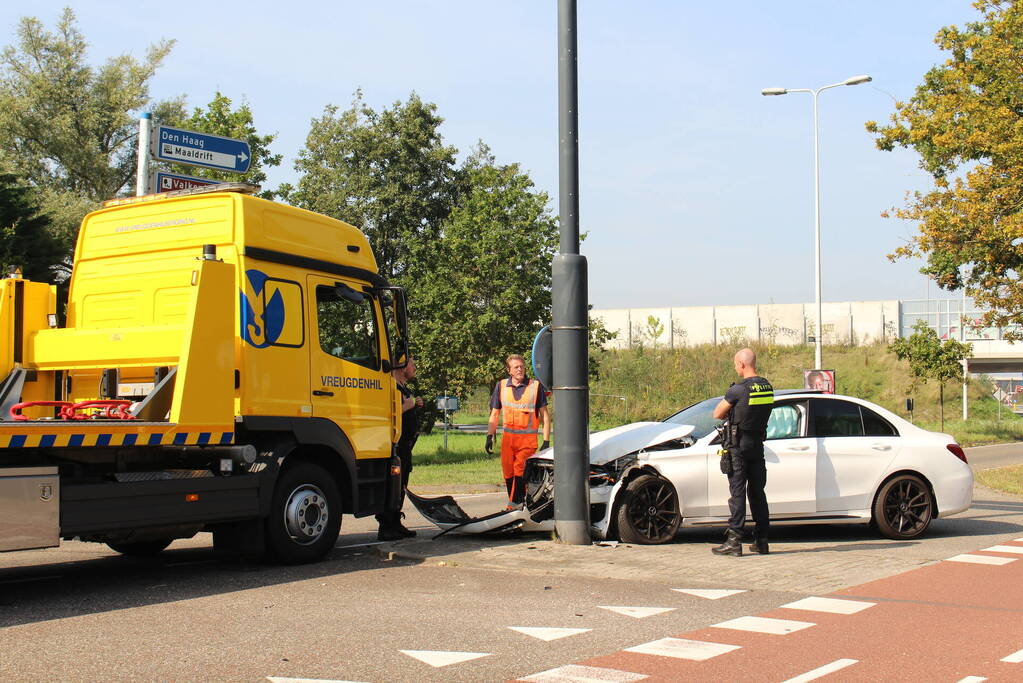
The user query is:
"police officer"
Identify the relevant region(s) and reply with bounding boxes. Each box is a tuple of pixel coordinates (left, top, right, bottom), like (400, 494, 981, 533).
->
(711, 348, 774, 556)
(377, 354, 422, 541)
(485, 354, 550, 509)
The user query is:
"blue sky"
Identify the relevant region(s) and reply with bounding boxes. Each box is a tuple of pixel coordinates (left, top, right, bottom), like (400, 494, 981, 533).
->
(1, 1, 981, 309)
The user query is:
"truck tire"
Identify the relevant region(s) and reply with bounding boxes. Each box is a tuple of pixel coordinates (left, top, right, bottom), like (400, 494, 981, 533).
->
(265, 461, 342, 564)
(107, 539, 174, 557)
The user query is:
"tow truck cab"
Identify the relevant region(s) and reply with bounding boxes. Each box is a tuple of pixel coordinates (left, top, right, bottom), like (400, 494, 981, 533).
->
(0, 184, 409, 563)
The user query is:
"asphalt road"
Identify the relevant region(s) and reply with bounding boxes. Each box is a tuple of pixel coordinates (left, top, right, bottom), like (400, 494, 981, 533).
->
(0, 443, 1020, 682)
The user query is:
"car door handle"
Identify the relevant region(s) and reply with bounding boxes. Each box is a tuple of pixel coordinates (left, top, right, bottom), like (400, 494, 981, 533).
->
(871, 444, 892, 451)
(786, 445, 810, 451)
(312, 390, 334, 397)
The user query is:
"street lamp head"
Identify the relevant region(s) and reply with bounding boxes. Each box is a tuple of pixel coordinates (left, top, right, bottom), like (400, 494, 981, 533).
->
(761, 87, 787, 96)
(844, 74, 872, 86)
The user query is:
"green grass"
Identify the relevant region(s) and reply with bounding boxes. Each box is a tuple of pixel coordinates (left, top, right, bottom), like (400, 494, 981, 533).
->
(975, 464, 1023, 496)
(408, 429, 503, 486)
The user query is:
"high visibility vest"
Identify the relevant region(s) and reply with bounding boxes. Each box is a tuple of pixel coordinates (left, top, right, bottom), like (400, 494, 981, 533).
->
(500, 379, 540, 435)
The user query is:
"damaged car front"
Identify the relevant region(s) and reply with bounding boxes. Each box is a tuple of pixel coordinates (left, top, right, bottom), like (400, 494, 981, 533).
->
(409, 422, 696, 541)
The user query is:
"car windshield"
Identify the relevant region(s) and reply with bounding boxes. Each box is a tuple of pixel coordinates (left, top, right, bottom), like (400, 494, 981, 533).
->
(663, 397, 722, 439)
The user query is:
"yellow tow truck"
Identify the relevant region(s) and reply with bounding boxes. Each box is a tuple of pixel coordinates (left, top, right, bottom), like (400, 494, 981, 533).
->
(0, 183, 409, 563)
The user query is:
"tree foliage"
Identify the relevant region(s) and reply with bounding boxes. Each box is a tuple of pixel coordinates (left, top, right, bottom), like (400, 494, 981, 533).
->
(286, 92, 456, 282)
(866, 0, 1023, 333)
(413, 144, 559, 411)
(0, 173, 64, 282)
(0, 8, 182, 265)
(889, 320, 972, 429)
(165, 92, 281, 196)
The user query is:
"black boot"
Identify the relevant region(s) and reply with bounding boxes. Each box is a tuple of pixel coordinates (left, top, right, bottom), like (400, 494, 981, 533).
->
(396, 512, 417, 538)
(748, 536, 769, 555)
(712, 529, 743, 556)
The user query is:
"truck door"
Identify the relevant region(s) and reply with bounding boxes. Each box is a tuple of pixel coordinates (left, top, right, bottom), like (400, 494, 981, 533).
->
(307, 275, 392, 460)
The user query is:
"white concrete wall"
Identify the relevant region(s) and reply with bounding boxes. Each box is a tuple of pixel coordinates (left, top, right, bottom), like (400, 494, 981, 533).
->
(591, 300, 901, 349)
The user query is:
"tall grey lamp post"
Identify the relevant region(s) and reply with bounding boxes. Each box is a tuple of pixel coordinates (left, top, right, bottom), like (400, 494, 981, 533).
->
(762, 75, 871, 370)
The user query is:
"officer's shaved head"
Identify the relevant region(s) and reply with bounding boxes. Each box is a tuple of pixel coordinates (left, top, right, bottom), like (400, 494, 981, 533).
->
(735, 348, 757, 370)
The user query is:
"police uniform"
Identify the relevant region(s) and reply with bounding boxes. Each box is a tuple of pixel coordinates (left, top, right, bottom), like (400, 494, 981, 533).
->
(376, 380, 418, 536)
(490, 377, 547, 504)
(722, 376, 774, 541)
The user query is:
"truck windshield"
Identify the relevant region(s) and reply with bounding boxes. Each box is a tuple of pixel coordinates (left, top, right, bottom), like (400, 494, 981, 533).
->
(662, 397, 722, 439)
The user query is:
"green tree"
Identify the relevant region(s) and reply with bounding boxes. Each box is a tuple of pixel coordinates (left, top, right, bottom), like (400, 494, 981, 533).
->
(412, 144, 559, 419)
(867, 0, 1023, 333)
(164, 92, 282, 197)
(0, 173, 64, 282)
(0, 8, 182, 268)
(287, 91, 456, 281)
(889, 320, 972, 430)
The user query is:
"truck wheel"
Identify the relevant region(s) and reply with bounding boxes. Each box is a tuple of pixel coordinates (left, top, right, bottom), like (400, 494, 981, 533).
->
(107, 539, 173, 557)
(615, 473, 681, 545)
(265, 462, 342, 564)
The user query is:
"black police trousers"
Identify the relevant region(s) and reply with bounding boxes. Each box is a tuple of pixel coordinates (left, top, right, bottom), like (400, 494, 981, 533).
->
(376, 444, 413, 528)
(726, 446, 769, 537)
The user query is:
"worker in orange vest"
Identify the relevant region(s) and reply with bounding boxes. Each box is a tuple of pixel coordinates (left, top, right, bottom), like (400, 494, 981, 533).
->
(485, 354, 550, 509)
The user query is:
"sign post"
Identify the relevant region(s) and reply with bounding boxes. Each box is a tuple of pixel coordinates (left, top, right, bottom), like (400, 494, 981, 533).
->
(135, 113, 152, 196)
(152, 125, 251, 174)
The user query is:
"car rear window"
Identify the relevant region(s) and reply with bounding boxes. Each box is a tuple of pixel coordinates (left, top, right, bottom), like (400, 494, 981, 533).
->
(811, 399, 899, 437)
(862, 406, 898, 436)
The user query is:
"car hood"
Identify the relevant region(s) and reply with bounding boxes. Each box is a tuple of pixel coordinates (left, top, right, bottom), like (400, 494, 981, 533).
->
(532, 421, 696, 465)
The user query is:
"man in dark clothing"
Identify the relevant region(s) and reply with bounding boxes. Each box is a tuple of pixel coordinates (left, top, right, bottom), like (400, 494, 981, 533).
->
(711, 347, 774, 556)
(377, 355, 422, 541)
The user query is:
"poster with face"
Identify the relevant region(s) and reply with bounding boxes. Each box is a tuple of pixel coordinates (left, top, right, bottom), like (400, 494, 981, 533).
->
(804, 369, 835, 394)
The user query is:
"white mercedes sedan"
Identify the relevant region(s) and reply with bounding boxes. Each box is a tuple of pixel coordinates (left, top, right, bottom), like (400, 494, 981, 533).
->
(409, 391, 973, 544)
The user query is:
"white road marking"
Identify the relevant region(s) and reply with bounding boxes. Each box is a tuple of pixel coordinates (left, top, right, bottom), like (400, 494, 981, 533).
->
(945, 553, 1016, 565)
(671, 588, 746, 600)
(779, 659, 858, 683)
(334, 541, 386, 550)
(981, 545, 1023, 555)
(520, 663, 648, 682)
(780, 597, 875, 614)
(625, 637, 741, 661)
(508, 626, 592, 641)
(597, 605, 675, 619)
(956, 677, 988, 682)
(1001, 647, 1023, 663)
(399, 650, 490, 667)
(712, 615, 815, 635)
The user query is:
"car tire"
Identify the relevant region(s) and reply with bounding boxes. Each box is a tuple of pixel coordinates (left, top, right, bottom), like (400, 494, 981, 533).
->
(615, 473, 682, 544)
(873, 473, 933, 540)
(106, 539, 173, 557)
(265, 461, 342, 564)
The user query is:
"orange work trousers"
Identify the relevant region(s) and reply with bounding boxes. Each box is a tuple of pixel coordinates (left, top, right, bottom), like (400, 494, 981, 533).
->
(501, 433, 537, 479)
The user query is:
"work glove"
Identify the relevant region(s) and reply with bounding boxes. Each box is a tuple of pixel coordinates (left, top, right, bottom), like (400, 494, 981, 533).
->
(485, 434, 494, 454)
(540, 440, 550, 451)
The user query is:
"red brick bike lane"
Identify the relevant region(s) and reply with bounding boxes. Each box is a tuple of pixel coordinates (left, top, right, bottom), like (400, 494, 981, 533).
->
(516, 540, 1023, 682)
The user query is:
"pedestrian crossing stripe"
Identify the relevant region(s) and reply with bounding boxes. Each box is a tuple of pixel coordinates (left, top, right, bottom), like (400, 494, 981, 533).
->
(0, 430, 234, 448)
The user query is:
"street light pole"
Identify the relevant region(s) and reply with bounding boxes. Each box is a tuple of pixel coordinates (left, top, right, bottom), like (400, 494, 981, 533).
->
(762, 75, 871, 370)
